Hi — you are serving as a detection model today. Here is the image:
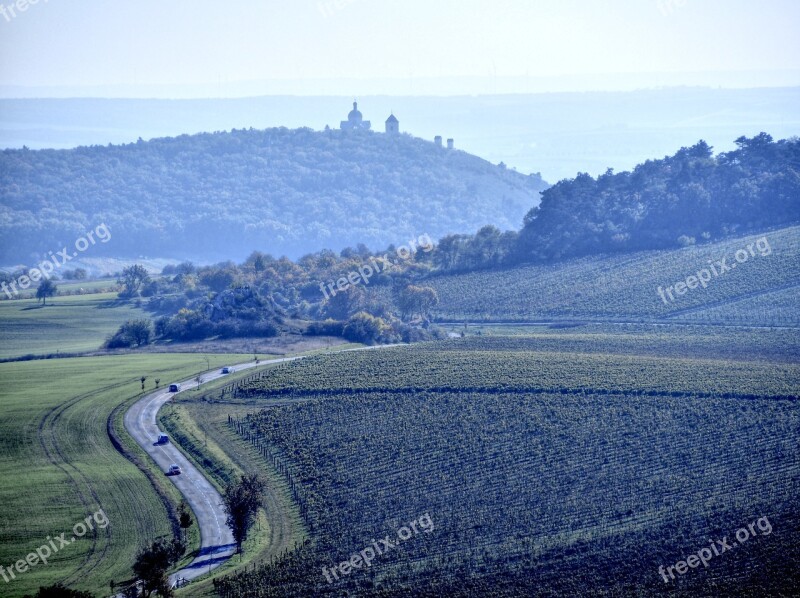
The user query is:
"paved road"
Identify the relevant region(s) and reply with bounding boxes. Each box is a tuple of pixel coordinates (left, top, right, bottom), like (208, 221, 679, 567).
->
(123, 356, 304, 586)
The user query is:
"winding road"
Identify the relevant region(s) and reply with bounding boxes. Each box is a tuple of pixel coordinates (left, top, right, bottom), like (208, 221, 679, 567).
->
(123, 356, 304, 587)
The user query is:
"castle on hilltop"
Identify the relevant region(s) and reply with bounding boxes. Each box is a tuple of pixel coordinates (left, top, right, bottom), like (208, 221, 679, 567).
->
(335, 100, 453, 147)
(339, 100, 400, 135)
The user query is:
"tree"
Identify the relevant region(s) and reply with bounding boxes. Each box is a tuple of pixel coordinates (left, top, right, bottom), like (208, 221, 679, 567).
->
(140, 376, 148, 391)
(106, 319, 153, 349)
(223, 474, 265, 554)
(433, 234, 469, 271)
(132, 537, 185, 598)
(62, 268, 87, 281)
(36, 278, 58, 305)
(178, 500, 193, 542)
(33, 584, 95, 598)
(322, 284, 365, 320)
(343, 312, 390, 345)
(199, 267, 237, 292)
(175, 261, 196, 276)
(398, 285, 439, 321)
(118, 265, 151, 297)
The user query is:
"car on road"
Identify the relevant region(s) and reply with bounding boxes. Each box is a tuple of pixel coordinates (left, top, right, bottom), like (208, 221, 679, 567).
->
(167, 464, 182, 476)
(155, 434, 169, 445)
(221, 366, 234, 374)
(169, 383, 182, 392)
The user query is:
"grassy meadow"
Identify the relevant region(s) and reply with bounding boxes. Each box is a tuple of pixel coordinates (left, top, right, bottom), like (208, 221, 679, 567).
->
(0, 353, 253, 597)
(0, 293, 146, 360)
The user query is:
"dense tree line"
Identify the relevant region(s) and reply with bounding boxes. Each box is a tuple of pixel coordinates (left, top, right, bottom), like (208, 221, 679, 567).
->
(430, 134, 799, 271)
(516, 133, 799, 261)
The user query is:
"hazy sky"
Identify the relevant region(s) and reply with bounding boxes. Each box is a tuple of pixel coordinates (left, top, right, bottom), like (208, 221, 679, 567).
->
(1, 0, 799, 96)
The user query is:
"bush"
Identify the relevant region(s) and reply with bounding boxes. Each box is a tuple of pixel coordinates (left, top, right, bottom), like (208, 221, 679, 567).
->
(215, 320, 279, 339)
(394, 323, 448, 343)
(105, 319, 152, 349)
(156, 309, 279, 342)
(61, 268, 87, 281)
(343, 312, 393, 345)
(306, 319, 345, 337)
(33, 583, 95, 598)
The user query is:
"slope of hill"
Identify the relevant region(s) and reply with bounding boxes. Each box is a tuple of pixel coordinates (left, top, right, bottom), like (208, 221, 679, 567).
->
(213, 334, 800, 596)
(0, 128, 547, 264)
(422, 225, 800, 325)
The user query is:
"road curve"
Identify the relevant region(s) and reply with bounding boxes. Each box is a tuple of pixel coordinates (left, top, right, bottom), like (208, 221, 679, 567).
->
(123, 356, 304, 586)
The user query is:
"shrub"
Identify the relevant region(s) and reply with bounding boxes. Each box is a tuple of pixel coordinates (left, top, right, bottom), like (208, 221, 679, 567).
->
(105, 319, 153, 348)
(343, 312, 392, 345)
(306, 319, 345, 337)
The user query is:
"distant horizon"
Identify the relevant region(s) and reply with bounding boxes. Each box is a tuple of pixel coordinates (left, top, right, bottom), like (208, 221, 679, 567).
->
(3, 87, 798, 183)
(2, 70, 799, 100)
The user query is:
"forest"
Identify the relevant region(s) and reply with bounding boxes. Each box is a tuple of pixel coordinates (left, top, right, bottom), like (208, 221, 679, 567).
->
(0, 127, 545, 264)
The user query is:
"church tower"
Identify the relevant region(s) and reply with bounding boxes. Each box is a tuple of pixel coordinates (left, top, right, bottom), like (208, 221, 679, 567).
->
(385, 113, 399, 135)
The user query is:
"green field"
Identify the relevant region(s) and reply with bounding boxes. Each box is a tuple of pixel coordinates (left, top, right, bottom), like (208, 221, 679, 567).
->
(234, 332, 799, 398)
(211, 329, 800, 596)
(0, 353, 252, 597)
(422, 225, 800, 325)
(0, 279, 119, 303)
(0, 293, 145, 359)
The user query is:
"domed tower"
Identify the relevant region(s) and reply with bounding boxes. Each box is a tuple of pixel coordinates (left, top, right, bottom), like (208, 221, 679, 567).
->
(385, 113, 399, 135)
(348, 101, 363, 125)
(340, 100, 371, 130)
